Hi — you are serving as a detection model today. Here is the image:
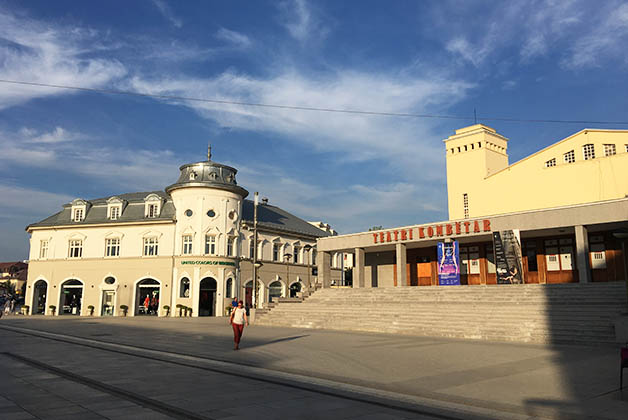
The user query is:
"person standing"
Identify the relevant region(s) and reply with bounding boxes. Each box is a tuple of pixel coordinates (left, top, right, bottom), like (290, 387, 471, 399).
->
(229, 300, 248, 350)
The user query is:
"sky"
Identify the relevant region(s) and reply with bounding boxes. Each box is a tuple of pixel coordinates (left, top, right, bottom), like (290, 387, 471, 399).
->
(1, 0, 628, 261)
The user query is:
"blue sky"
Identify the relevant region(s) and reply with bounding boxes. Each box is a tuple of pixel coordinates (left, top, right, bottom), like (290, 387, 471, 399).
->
(1, 0, 628, 261)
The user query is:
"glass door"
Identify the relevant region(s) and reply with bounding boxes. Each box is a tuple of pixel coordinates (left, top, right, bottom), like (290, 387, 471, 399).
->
(102, 291, 115, 316)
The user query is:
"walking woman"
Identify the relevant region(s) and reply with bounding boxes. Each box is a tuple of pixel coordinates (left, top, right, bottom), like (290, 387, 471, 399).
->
(229, 300, 248, 350)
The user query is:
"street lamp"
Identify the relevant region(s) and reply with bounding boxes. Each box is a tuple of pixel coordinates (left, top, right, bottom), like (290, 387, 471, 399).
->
(284, 253, 291, 297)
(303, 244, 313, 292)
(252, 192, 260, 308)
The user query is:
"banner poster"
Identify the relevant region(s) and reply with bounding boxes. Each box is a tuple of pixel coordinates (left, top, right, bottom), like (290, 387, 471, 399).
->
(493, 230, 525, 284)
(437, 241, 460, 285)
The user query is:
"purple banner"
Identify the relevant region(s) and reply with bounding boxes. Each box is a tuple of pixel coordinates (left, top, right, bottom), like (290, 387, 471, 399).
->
(437, 241, 460, 285)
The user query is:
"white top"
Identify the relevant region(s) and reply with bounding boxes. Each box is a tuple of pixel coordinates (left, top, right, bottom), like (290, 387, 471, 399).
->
(232, 307, 246, 325)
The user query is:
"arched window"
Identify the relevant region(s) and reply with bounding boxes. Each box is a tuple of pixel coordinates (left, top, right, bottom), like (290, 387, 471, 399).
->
(225, 278, 233, 298)
(180, 277, 190, 297)
(269, 281, 283, 302)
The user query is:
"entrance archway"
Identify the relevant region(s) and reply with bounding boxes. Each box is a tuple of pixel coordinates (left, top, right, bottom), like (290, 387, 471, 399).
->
(199, 277, 217, 316)
(60, 279, 83, 315)
(289, 282, 302, 298)
(32, 280, 47, 314)
(269, 281, 283, 302)
(136, 278, 160, 316)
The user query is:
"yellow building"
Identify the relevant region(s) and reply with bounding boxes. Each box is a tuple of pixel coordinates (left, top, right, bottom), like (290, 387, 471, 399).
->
(317, 125, 628, 288)
(445, 125, 628, 220)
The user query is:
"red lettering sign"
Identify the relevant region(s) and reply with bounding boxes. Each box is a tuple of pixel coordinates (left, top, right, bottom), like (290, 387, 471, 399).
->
(409, 229, 413, 240)
(401, 230, 407, 240)
(473, 220, 480, 233)
(455, 222, 461, 234)
(386, 231, 392, 242)
(394, 230, 399, 241)
(483, 219, 491, 232)
(463, 221, 470, 234)
(446, 224, 453, 235)
(419, 227, 425, 238)
(427, 226, 434, 237)
(436, 225, 443, 236)
(373, 233, 378, 243)
(380, 232, 385, 243)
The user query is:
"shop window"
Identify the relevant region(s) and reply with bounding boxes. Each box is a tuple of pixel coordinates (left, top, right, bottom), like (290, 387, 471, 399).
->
(179, 277, 190, 297)
(604, 144, 616, 156)
(545, 158, 556, 168)
(524, 242, 538, 272)
(182, 235, 193, 255)
(590, 243, 607, 269)
(563, 150, 575, 163)
(485, 245, 496, 274)
(582, 144, 595, 160)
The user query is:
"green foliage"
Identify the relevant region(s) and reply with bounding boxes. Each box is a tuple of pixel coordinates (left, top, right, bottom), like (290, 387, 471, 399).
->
(368, 226, 383, 231)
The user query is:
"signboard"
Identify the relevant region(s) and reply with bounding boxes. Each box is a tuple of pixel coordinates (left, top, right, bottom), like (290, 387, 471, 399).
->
(437, 241, 460, 285)
(181, 260, 235, 266)
(493, 230, 524, 284)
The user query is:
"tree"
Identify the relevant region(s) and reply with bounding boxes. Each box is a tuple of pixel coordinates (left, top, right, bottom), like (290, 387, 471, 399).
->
(368, 226, 383, 231)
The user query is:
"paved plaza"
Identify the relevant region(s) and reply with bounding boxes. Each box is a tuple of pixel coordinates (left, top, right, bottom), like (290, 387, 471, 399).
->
(0, 316, 627, 419)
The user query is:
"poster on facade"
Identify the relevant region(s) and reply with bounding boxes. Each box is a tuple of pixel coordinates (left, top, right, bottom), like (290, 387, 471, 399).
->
(493, 230, 524, 284)
(437, 241, 460, 285)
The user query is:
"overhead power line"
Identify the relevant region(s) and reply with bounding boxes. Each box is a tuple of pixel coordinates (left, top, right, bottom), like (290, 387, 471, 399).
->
(1, 78, 628, 125)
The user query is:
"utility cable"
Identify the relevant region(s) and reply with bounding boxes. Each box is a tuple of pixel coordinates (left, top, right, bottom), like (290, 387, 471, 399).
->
(1, 78, 628, 125)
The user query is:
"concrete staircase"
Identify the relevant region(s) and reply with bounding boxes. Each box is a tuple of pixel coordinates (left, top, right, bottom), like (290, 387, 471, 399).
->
(255, 283, 628, 344)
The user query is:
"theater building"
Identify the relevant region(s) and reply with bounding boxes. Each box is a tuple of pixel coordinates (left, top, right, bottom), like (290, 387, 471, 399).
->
(24, 151, 340, 317)
(317, 125, 628, 288)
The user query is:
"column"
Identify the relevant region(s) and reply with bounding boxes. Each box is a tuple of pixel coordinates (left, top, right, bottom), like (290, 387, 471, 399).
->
(319, 251, 332, 288)
(192, 266, 201, 317)
(354, 248, 365, 288)
(575, 225, 591, 283)
(396, 243, 407, 287)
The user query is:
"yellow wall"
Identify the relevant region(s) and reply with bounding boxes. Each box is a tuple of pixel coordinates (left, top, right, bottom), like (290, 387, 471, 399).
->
(445, 126, 628, 219)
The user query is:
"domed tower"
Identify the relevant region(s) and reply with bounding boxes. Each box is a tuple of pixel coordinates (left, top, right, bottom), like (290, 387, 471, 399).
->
(166, 146, 248, 317)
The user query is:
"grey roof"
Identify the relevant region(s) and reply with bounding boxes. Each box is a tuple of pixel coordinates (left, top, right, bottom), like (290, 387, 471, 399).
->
(27, 191, 329, 238)
(26, 191, 175, 230)
(166, 160, 248, 198)
(241, 200, 329, 238)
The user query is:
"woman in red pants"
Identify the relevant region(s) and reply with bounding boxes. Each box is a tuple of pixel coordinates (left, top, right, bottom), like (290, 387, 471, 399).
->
(229, 300, 248, 350)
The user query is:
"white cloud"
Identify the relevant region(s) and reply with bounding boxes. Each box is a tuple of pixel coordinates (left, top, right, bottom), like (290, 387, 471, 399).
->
(23, 127, 80, 144)
(151, 0, 182, 28)
(0, 184, 73, 216)
(216, 28, 251, 48)
(278, 0, 328, 43)
(125, 69, 472, 182)
(0, 8, 126, 109)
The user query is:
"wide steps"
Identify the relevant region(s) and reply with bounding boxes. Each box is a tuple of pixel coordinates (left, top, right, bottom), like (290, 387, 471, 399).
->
(255, 283, 626, 344)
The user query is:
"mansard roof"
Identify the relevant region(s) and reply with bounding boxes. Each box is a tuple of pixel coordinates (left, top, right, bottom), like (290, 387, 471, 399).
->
(26, 191, 330, 238)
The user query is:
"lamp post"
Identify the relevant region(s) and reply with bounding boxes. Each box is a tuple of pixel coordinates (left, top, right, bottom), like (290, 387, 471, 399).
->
(284, 253, 291, 297)
(303, 244, 313, 292)
(252, 192, 259, 309)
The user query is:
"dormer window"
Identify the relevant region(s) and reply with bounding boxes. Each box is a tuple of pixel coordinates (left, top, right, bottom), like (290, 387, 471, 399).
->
(70, 198, 88, 222)
(73, 208, 84, 222)
(109, 206, 121, 220)
(107, 196, 125, 221)
(144, 194, 162, 218)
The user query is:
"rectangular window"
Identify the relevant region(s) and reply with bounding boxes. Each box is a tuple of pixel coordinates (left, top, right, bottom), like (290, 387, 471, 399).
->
(205, 235, 216, 255)
(109, 206, 120, 220)
(73, 208, 84, 222)
(563, 150, 575, 163)
(182, 235, 193, 255)
(143, 237, 158, 256)
(105, 238, 120, 257)
(604, 143, 616, 156)
(68, 239, 83, 258)
(590, 243, 606, 269)
(249, 239, 254, 259)
(147, 204, 159, 218)
(463, 193, 469, 219)
(583, 144, 595, 160)
(273, 244, 280, 261)
(227, 237, 235, 257)
(625, 144, 628, 153)
(545, 158, 556, 168)
(293, 246, 300, 264)
(39, 240, 49, 259)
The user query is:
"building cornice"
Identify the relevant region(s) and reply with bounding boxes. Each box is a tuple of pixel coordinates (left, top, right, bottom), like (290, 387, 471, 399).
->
(26, 219, 175, 233)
